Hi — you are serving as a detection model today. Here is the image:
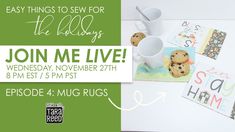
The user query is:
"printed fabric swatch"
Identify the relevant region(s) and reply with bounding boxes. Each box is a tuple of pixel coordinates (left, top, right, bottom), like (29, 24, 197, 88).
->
(168, 21, 226, 60)
(182, 64, 235, 119)
(135, 47, 195, 82)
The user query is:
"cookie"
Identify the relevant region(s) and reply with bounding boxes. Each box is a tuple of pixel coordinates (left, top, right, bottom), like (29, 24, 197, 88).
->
(130, 32, 146, 46)
(170, 50, 189, 63)
(168, 63, 190, 78)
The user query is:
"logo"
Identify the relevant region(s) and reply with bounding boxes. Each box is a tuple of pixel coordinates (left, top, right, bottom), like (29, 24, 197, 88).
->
(46, 103, 64, 123)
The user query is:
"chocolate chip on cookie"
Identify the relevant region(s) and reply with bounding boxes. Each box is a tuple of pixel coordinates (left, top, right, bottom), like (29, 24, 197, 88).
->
(168, 63, 190, 78)
(170, 50, 189, 63)
(130, 32, 146, 47)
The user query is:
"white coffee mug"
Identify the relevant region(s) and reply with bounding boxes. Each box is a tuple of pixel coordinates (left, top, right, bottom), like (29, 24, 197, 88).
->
(134, 36, 164, 69)
(136, 7, 163, 36)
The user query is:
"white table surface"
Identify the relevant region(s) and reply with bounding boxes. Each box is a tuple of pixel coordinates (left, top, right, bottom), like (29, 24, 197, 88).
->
(121, 20, 235, 132)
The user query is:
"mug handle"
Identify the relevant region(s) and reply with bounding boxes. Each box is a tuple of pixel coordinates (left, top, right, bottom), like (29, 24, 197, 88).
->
(133, 49, 152, 72)
(135, 21, 148, 34)
(133, 49, 143, 62)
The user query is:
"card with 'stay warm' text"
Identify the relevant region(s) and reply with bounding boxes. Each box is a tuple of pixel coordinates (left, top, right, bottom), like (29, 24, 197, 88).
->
(182, 64, 235, 119)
